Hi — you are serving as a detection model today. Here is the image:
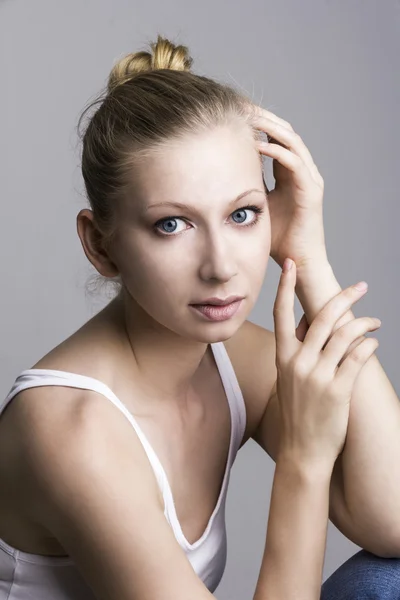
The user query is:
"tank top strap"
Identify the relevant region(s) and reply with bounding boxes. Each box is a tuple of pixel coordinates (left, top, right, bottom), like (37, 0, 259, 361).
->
(1, 346, 247, 504)
(0, 369, 167, 494)
(210, 342, 247, 456)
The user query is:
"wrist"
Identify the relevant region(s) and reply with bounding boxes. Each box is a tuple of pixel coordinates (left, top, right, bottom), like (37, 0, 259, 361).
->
(294, 260, 355, 325)
(276, 453, 335, 484)
(295, 258, 336, 293)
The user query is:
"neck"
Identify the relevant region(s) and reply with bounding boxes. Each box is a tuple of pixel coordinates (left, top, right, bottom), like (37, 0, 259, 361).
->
(104, 293, 213, 407)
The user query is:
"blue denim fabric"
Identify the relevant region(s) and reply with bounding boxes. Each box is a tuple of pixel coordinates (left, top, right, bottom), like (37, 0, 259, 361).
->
(321, 549, 400, 599)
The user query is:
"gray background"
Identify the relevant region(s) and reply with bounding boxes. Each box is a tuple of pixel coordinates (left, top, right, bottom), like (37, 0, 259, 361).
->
(1, 0, 399, 598)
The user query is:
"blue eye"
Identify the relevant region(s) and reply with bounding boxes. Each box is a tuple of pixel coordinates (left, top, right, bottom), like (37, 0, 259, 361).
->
(153, 205, 264, 237)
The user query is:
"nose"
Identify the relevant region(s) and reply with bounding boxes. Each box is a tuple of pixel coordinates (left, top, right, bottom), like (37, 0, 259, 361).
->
(197, 232, 239, 283)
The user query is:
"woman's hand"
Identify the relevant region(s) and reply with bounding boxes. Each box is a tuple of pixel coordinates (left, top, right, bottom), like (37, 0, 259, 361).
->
(248, 105, 327, 271)
(274, 258, 381, 471)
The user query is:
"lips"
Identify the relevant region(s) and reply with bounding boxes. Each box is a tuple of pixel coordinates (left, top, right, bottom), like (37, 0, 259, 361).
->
(190, 295, 244, 306)
(190, 298, 243, 321)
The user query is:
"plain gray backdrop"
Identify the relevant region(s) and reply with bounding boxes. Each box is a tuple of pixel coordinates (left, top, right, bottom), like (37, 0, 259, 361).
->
(1, 1, 399, 598)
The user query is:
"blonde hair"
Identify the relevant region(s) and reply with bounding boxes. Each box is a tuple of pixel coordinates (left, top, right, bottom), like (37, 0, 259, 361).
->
(107, 35, 194, 91)
(76, 34, 263, 297)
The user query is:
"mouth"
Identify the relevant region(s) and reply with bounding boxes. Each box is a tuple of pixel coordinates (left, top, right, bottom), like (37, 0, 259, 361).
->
(189, 298, 244, 322)
(189, 295, 244, 307)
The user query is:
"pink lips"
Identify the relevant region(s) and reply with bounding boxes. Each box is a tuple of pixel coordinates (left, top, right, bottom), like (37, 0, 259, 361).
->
(190, 295, 244, 306)
(190, 299, 243, 322)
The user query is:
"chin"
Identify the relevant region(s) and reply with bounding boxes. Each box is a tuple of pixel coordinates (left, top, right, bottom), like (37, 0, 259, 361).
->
(189, 313, 247, 344)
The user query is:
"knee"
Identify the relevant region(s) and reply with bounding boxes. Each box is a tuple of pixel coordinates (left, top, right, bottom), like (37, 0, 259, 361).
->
(321, 549, 400, 600)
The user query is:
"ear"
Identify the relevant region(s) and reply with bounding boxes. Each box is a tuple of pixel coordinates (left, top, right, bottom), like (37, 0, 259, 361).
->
(295, 313, 309, 342)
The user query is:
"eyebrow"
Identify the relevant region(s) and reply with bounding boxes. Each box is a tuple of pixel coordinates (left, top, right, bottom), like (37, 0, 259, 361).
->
(144, 188, 267, 213)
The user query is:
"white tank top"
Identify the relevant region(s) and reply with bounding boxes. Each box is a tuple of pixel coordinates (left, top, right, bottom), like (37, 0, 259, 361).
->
(0, 341, 247, 598)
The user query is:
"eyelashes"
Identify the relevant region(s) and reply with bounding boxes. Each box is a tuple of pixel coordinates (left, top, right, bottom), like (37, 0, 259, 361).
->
(153, 204, 265, 237)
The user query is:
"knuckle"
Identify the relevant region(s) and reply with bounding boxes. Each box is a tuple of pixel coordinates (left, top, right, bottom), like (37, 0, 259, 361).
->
(342, 286, 355, 300)
(351, 317, 373, 335)
(282, 119, 294, 131)
(293, 357, 309, 378)
(317, 310, 332, 327)
(275, 354, 289, 370)
(298, 157, 308, 171)
(349, 343, 367, 361)
(350, 285, 360, 297)
(271, 122, 281, 135)
(272, 304, 284, 317)
(334, 326, 349, 342)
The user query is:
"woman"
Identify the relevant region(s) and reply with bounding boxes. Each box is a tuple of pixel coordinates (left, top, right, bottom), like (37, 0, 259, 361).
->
(0, 34, 399, 600)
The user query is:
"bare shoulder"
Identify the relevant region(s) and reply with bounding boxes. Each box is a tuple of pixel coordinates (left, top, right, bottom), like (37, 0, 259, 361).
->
(7, 382, 157, 469)
(223, 319, 277, 440)
(1, 383, 163, 516)
(15, 383, 162, 496)
(10, 386, 214, 600)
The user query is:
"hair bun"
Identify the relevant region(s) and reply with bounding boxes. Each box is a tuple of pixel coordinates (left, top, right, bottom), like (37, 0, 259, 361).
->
(107, 34, 194, 92)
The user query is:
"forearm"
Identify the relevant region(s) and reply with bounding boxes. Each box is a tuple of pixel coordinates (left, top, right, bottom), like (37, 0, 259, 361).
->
(253, 459, 332, 600)
(295, 260, 400, 553)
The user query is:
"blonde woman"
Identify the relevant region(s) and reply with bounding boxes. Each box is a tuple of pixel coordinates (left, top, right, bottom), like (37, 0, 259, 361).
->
(1, 35, 399, 600)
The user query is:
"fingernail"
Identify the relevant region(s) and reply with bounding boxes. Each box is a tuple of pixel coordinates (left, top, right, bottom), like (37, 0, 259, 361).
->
(354, 281, 368, 292)
(283, 258, 293, 272)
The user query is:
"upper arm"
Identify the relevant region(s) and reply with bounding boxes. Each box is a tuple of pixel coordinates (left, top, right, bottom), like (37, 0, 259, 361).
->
(224, 319, 278, 448)
(20, 394, 215, 600)
(224, 319, 279, 457)
(252, 379, 280, 461)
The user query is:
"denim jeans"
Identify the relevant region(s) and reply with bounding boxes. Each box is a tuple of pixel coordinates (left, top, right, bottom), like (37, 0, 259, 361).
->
(321, 549, 400, 599)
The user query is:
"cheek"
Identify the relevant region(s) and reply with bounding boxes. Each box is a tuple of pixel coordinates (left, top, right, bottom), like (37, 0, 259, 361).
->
(245, 220, 271, 261)
(241, 227, 271, 285)
(122, 249, 187, 306)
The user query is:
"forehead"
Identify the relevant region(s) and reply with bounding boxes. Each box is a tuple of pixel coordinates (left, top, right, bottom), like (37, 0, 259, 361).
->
(125, 123, 263, 208)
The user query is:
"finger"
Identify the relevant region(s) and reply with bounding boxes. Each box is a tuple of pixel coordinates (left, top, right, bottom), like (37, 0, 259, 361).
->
(335, 337, 379, 390)
(252, 115, 317, 173)
(336, 336, 368, 367)
(273, 258, 297, 363)
(259, 137, 324, 188)
(249, 107, 324, 185)
(301, 283, 370, 357)
(319, 317, 381, 375)
(248, 104, 324, 186)
(256, 143, 304, 177)
(247, 104, 295, 131)
(295, 313, 309, 342)
(259, 142, 322, 194)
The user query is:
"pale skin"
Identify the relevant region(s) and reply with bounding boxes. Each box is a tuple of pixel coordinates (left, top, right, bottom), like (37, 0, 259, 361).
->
(76, 109, 400, 563)
(77, 120, 271, 408)
(74, 105, 399, 600)
(252, 260, 381, 600)
(1, 108, 396, 600)
(250, 106, 400, 558)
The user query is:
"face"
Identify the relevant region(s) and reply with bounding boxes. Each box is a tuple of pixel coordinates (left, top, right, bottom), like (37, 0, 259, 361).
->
(111, 122, 271, 343)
